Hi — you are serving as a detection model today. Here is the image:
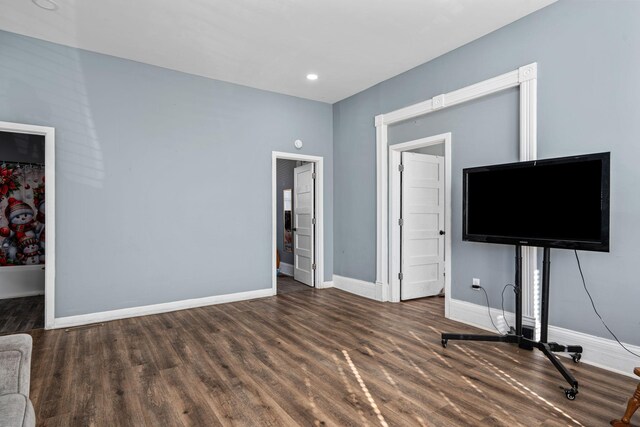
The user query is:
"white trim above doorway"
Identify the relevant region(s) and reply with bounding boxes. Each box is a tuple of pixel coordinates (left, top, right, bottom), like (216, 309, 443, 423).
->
(0, 121, 55, 329)
(374, 63, 538, 327)
(389, 133, 452, 314)
(271, 151, 325, 294)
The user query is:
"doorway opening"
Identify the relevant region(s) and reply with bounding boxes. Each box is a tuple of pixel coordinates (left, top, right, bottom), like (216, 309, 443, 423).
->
(0, 122, 55, 333)
(389, 133, 452, 312)
(272, 151, 324, 295)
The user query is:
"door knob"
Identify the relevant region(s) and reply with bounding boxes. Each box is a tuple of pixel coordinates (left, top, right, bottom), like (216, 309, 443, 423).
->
(292, 227, 297, 232)
(439, 230, 445, 235)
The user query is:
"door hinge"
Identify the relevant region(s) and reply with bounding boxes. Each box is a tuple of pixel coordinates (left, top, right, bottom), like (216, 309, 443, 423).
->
(398, 272, 403, 281)
(312, 263, 317, 270)
(398, 218, 403, 227)
(312, 172, 316, 179)
(312, 217, 316, 225)
(398, 164, 404, 172)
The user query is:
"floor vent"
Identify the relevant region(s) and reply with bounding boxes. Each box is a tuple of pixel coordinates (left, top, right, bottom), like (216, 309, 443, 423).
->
(64, 323, 104, 332)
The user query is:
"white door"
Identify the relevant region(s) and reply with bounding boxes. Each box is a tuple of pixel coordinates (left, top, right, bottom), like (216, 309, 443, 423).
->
(401, 152, 445, 300)
(293, 162, 315, 286)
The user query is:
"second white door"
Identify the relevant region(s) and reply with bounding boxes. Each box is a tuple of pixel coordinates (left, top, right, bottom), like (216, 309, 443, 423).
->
(401, 152, 445, 300)
(293, 162, 315, 286)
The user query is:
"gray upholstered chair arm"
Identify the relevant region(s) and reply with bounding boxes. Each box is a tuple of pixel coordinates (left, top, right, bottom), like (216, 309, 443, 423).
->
(0, 334, 32, 397)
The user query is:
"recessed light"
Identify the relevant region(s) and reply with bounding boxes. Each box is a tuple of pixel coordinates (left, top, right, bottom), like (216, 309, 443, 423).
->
(306, 74, 318, 81)
(32, 0, 58, 10)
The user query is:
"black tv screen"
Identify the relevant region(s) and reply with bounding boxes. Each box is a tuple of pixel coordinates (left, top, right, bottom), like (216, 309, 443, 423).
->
(463, 152, 610, 252)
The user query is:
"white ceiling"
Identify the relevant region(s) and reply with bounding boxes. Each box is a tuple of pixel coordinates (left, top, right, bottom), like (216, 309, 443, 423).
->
(0, 0, 555, 103)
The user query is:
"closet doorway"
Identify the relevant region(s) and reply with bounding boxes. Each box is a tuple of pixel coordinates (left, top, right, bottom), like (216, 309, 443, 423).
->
(389, 133, 452, 307)
(0, 121, 55, 333)
(272, 152, 325, 295)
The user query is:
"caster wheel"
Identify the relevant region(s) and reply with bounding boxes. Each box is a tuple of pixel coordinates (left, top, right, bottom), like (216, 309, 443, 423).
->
(564, 388, 578, 400)
(441, 339, 448, 348)
(571, 353, 581, 363)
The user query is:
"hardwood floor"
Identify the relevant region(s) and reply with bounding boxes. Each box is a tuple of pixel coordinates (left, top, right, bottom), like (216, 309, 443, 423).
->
(277, 275, 313, 294)
(0, 295, 44, 334)
(28, 288, 635, 426)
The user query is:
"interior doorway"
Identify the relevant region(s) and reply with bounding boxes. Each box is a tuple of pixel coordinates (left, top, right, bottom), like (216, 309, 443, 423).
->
(0, 121, 54, 333)
(389, 133, 452, 309)
(399, 151, 444, 300)
(272, 151, 325, 295)
(275, 158, 314, 292)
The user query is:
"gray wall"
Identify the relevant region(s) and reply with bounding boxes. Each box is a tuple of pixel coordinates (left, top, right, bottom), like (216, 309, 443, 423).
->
(276, 159, 296, 266)
(333, 0, 640, 345)
(0, 30, 333, 317)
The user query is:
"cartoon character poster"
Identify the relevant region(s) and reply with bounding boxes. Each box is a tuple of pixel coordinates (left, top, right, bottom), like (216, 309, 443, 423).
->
(0, 163, 45, 267)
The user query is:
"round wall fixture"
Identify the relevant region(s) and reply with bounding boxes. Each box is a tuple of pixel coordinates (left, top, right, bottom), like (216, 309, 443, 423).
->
(32, 0, 58, 10)
(294, 139, 303, 149)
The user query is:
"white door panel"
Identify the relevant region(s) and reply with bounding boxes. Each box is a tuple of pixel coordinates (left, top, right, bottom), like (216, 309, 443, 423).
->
(401, 152, 445, 300)
(294, 162, 314, 286)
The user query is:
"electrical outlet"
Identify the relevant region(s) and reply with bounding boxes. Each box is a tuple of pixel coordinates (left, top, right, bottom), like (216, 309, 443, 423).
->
(472, 278, 480, 286)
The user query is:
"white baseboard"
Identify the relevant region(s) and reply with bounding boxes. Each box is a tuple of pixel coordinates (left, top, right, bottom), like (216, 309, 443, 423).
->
(449, 298, 640, 378)
(279, 262, 294, 277)
(378, 282, 390, 302)
(333, 275, 383, 301)
(0, 290, 45, 300)
(547, 324, 640, 379)
(319, 280, 334, 289)
(53, 288, 274, 329)
(449, 298, 516, 332)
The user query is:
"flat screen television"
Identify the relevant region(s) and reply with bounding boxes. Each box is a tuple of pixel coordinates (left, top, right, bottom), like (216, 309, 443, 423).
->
(463, 152, 610, 252)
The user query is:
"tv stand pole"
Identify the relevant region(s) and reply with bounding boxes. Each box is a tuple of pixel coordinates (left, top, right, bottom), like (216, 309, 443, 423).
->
(441, 245, 583, 400)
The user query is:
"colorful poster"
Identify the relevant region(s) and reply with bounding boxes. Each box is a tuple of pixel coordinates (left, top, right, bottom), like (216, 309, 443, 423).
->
(0, 163, 45, 266)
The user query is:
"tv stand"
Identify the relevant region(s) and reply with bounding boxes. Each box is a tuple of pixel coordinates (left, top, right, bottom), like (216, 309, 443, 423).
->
(441, 245, 583, 400)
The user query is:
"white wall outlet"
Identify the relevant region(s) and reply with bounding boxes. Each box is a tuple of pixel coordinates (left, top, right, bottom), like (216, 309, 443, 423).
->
(472, 278, 480, 286)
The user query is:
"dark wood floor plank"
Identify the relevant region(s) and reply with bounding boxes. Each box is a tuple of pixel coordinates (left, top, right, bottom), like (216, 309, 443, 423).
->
(276, 275, 313, 295)
(205, 304, 381, 426)
(0, 294, 44, 334)
(26, 279, 637, 427)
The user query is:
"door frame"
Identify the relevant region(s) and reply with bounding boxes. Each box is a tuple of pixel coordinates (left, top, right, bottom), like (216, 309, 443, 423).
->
(0, 121, 56, 329)
(389, 133, 451, 313)
(271, 151, 324, 294)
(376, 63, 538, 328)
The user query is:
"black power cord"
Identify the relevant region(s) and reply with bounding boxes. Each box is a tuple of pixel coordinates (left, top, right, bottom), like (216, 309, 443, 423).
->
(475, 285, 501, 334)
(574, 250, 640, 359)
(501, 284, 516, 331)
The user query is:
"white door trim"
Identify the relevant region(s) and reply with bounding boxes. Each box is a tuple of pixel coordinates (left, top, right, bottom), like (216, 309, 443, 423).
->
(272, 151, 325, 294)
(0, 121, 55, 329)
(389, 134, 451, 313)
(375, 63, 538, 327)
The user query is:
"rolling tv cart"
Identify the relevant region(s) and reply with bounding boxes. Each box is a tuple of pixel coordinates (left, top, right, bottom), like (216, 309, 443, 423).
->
(441, 245, 584, 400)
